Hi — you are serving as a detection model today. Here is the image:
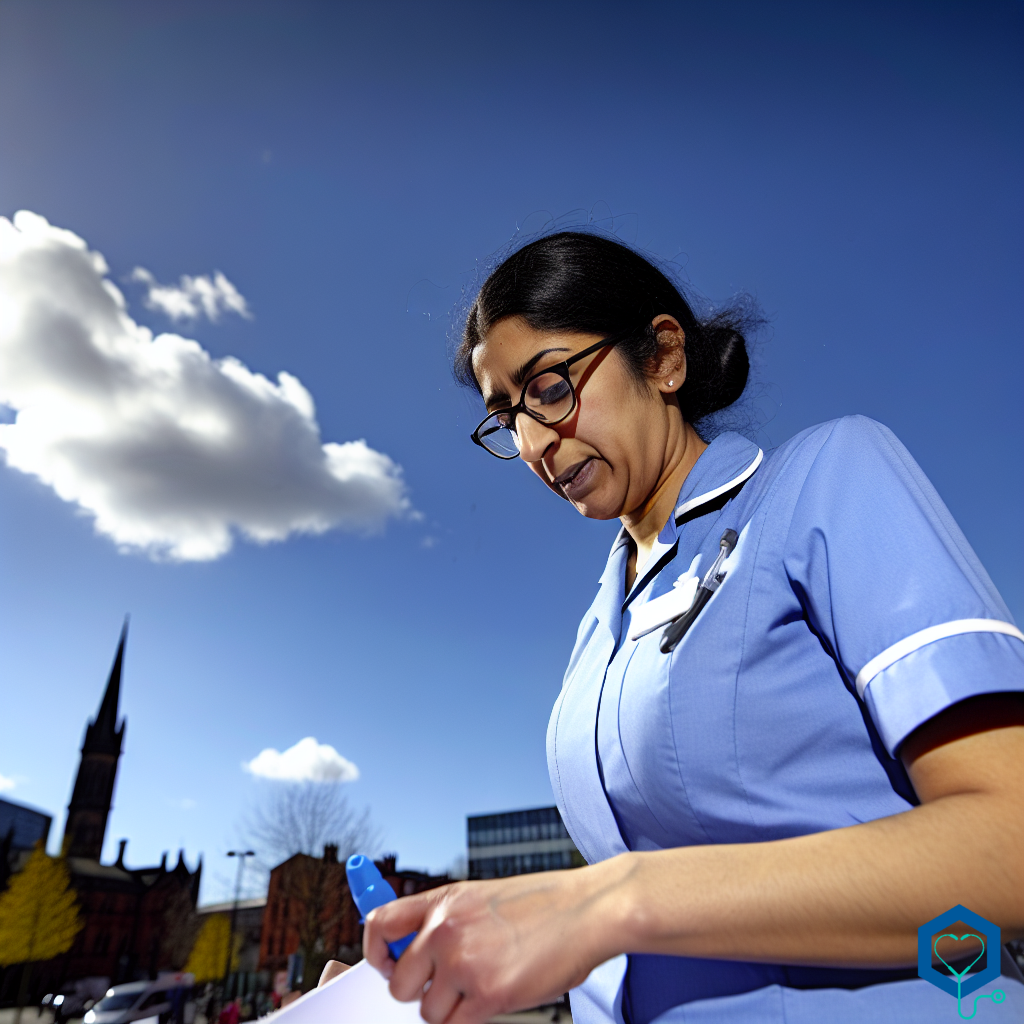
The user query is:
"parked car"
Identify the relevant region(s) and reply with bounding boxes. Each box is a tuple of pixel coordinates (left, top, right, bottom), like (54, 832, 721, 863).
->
(42, 978, 110, 1023)
(83, 974, 195, 1024)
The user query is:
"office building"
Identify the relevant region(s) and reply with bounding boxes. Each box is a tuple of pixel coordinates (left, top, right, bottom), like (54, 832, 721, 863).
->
(467, 806, 583, 880)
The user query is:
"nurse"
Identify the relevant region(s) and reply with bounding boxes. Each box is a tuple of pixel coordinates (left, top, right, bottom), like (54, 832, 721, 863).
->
(362, 233, 1024, 1023)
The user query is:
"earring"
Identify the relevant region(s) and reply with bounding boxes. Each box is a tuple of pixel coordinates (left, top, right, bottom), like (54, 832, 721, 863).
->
(668, 380, 675, 386)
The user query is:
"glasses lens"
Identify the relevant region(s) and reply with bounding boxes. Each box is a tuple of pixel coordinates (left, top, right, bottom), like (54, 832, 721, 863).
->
(524, 371, 574, 422)
(476, 412, 521, 458)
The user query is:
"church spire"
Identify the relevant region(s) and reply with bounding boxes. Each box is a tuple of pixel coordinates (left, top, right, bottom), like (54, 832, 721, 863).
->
(63, 620, 129, 860)
(90, 618, 127, 752)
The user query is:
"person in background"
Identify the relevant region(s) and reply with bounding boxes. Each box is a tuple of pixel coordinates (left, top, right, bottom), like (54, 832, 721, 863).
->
(217, 995, 240, 1024)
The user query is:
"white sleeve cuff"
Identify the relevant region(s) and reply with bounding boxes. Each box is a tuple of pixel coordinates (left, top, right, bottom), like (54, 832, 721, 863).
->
(855, 619, 1024, 699)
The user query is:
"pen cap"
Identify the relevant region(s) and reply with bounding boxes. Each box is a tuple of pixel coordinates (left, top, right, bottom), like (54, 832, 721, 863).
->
(346, 855, 388, 903)
(346, 853, 414, 959)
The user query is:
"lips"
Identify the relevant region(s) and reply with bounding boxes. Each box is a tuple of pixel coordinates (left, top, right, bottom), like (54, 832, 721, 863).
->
(556, 457, 599, 501)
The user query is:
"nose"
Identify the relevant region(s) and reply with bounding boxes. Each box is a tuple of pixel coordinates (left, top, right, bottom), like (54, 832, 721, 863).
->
(515, 412, 559, 462)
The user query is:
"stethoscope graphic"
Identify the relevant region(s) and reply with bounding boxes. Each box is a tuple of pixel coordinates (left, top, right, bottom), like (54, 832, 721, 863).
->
(933, 933, 1005, 1019)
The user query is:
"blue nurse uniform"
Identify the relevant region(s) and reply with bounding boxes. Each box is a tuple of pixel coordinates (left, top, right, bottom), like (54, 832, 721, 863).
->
(545, 416, 1024, 1023)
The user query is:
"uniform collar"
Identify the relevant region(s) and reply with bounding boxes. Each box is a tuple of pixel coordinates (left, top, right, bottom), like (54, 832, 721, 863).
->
(674, 431, 763, 521)
(621, 432, 763, 600)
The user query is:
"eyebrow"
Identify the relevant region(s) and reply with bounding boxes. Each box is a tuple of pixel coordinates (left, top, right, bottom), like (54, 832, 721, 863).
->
(483, 347, 571, 409)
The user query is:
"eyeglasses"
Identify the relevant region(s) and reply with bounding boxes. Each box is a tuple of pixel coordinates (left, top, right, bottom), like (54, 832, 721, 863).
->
(470, 333, 630, 459)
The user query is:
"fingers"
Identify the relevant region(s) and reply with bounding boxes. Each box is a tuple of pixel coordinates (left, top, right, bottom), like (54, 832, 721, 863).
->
(364, 890, 441, 978)
(387, 930, 436, 1002)
(417, 977, 462, 1024)
(444, 996, 494, 1024)
(317, 960, 351, 987)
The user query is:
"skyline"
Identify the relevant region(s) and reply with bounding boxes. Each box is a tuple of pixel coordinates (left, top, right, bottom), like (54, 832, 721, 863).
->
(1, 0, 1021, 903)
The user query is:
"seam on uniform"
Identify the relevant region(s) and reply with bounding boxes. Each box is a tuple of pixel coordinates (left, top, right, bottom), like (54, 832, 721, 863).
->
(777, 419, 851, 682)
(548, 685, 571, 854)
(551, 631, 605, 865)
(664, 584, 715, 844)
(666, 641, 715, 846)
(726, 433, 821, 833)
(614, 642, 678, 838)
(778, 982, 791, 1024)
(856, 619, 1024, 698)
(731, 463, 791, 834)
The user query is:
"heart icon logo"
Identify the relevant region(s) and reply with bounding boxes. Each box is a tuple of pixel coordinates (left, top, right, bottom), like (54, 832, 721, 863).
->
(933, 932, 986, 980)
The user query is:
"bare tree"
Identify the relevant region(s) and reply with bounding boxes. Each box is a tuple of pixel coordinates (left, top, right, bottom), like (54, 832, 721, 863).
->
(246, 783, 378, 869)
(158, 882, 202, 971)
(244, 784, 380, 988)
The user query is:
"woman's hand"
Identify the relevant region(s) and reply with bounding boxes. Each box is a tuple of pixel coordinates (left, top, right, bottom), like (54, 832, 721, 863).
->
(363, 862, 627, 1024)
(317, 960, 351, 987)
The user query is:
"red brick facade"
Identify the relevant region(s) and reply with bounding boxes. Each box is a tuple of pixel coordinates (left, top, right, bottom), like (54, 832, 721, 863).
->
(259, 851, 448, 977)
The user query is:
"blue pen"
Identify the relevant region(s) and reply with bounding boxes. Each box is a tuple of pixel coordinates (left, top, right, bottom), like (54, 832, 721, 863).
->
(346, 854, 416, 959)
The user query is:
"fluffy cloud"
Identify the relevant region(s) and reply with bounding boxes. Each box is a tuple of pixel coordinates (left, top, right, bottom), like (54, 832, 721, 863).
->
(0, 774, 14, 792)
(0, 211, 412, 561)
(130, 266, 251, 322)
(243, 737, 359, 783)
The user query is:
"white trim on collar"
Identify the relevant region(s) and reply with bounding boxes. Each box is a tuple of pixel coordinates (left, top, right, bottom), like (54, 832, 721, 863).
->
(612, 445, 765, 572)
(674, 448, 764, 521)
(856, 618, 1024, 698)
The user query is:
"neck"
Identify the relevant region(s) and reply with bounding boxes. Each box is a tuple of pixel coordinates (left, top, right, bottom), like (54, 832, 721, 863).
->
(621, 420, 707, 586)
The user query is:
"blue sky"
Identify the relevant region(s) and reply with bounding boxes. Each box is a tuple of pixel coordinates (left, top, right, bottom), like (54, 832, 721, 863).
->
(1, 0, 1021, 902)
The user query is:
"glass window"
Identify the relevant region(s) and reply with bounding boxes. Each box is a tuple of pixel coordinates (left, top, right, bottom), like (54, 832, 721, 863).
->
(94, 993, 141, 1012)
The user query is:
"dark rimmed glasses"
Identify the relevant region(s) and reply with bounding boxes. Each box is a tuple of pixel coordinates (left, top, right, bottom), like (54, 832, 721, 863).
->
(470, 333, 629, 459)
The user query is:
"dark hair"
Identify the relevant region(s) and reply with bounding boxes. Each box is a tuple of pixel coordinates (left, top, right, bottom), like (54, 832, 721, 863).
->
(455, 231, 755, 432)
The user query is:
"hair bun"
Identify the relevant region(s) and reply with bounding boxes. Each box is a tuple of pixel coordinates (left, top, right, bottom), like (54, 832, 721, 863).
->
(679, 317, 750, 425)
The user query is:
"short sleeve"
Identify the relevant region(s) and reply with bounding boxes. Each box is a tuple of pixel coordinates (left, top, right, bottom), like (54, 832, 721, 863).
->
(783, 416, 1024, 756)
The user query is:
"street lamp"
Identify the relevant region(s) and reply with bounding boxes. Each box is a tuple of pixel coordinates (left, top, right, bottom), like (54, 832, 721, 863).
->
(223, 850, 256, 1000)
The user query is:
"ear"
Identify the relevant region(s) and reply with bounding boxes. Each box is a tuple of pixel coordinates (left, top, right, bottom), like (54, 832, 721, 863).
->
(649, 315, 686, 394)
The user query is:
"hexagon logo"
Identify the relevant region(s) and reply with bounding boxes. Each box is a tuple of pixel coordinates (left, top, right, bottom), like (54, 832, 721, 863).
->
(918, 904, 1004, 1004)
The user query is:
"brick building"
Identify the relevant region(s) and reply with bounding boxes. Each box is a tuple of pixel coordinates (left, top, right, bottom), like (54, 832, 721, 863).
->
(258, 850, 447, 989)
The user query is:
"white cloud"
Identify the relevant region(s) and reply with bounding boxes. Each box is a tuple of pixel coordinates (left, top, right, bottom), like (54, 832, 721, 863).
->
(0, 211, 412, 561)
(243, 737, 359, 783)
(130, 266, 252, 322)
(0, 774, 15, 792)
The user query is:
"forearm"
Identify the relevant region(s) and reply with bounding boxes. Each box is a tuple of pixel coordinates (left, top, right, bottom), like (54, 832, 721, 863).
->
(593, 792, 1022, 969)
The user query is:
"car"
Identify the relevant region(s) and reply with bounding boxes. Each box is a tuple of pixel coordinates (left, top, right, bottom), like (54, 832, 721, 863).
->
(83, 974, 195, 1024)
(43, 977, 110, 1023)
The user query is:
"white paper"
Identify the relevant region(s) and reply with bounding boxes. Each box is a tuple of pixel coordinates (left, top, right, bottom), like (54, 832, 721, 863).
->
(267, 960, 422, 1024)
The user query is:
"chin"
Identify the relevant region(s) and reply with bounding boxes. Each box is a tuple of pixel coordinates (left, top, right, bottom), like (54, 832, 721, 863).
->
(569, 494, 622, 521)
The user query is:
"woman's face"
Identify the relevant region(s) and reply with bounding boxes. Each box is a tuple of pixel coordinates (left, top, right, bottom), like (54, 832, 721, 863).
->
(472, 316, 684, 521)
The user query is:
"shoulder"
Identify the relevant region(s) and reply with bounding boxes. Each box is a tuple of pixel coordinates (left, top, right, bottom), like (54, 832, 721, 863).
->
(731, 415, 946, 555)
(759, 415, 920, 495)
(767, 414, 902, 464)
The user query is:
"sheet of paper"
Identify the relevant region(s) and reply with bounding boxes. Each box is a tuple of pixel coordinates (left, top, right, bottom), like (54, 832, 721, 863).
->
(267, 960, 423, 1023)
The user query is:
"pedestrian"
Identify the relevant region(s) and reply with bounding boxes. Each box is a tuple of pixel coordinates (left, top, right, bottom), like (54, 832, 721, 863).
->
(217, 996, 240, 1024)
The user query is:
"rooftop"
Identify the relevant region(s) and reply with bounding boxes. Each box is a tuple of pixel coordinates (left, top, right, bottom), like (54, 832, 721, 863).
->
(197, 897, 267, 914)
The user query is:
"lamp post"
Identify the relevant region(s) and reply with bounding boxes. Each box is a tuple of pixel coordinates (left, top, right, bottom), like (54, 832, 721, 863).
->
(223, 850, 255, 1001)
